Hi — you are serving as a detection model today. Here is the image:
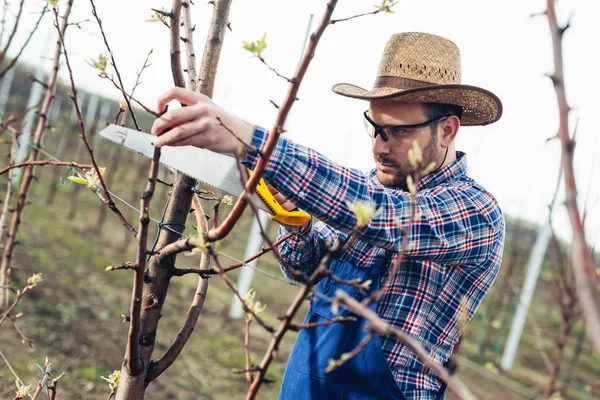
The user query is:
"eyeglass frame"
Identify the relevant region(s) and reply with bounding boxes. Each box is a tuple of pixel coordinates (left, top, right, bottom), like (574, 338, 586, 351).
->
(363, 110, 452, 142)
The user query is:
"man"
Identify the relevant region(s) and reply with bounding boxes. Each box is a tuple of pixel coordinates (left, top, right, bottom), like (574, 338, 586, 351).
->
(152, 32, 505, 400)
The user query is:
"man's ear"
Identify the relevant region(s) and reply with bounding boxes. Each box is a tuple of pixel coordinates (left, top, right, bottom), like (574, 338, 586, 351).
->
(440, 115, 460, 148)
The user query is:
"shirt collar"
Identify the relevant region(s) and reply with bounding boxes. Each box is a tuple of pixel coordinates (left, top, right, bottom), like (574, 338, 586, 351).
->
(369, 151, 468, 190)
(417, 151, 467, 190)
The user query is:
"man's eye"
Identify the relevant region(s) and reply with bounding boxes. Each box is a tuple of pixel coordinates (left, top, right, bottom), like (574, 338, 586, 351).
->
(387, 127, 409, 136)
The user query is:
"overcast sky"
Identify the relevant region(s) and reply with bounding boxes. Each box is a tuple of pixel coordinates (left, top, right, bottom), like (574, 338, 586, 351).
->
(2, 0, 599, 247)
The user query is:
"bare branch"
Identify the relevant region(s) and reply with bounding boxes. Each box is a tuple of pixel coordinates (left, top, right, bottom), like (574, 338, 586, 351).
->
(0, 160, 93, 176)
(0, 5, 47, 80)
(545, 0, 600, 355)
(89, 0, 141, 131)
(54, 5, 137, 235)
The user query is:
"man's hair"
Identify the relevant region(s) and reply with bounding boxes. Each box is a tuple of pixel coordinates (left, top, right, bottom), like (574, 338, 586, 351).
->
(423, 103, 463, 120)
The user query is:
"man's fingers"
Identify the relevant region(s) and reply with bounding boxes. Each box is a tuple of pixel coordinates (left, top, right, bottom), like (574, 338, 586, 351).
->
(153, 124, 198, 147)
(156, 87, 204, 114)
(151, 106, 198, 136)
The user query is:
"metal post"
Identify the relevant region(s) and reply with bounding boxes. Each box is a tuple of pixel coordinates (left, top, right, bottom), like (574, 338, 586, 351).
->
(0, 68, 15, 115)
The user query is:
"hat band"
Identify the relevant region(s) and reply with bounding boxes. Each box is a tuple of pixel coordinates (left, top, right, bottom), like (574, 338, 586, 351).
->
(374, 76, 438, 90)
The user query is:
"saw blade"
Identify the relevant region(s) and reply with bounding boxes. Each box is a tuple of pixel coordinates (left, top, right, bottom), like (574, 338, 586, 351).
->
(98, 124, 269, 214)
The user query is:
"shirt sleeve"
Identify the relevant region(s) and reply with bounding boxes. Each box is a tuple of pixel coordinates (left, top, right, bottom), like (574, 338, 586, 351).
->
(275, 220, 340, 283)
(243, 127, 503, 266)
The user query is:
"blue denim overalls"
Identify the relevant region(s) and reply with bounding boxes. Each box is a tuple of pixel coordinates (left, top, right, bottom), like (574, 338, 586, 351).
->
(279, 250, 447, 400)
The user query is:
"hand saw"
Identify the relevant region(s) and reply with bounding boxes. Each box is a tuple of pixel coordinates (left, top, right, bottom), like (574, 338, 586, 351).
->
(99, 124, 310, 227)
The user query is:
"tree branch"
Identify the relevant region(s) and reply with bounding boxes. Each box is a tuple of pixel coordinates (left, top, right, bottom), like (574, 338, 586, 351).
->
(0, 160, 93, 176)
(89, 0, 141, 131)
(546, 0, 600, 355)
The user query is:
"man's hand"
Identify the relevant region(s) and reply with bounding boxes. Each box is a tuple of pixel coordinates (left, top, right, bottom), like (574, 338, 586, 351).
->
(151, 87, 255, 156)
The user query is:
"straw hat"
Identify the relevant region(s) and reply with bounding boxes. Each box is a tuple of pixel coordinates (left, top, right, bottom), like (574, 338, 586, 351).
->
(332, 32, 502, 126)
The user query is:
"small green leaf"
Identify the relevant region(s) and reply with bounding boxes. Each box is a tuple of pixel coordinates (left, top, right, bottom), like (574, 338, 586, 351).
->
(242, 33, 267, 58)
(67, 176, 87, 185)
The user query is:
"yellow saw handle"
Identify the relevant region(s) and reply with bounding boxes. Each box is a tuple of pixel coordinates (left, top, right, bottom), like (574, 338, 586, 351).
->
(245, 169, 311, 227)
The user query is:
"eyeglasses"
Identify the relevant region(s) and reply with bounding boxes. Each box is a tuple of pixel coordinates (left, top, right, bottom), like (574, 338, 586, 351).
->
(363, 110, 449, 142)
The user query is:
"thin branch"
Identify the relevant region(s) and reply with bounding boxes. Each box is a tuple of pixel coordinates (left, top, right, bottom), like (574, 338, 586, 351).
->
(546, 0, 600, 355)
(211, 251, 276, 334)
(0, 284, 33, 327)
(0, 160, 93, 176)
(30, 360, 52, 400)
(335, 290, 478, 400)
(89, 0, 141, 131)
(0, 0, 25, 67)
(106, 262, 136, 272)
(54, 5, 137, 235)
(290, 316, 356, 331)
(9, 315, 35, 348)
(0, 5, 47, 80)
(216, 116, 261, 155)
(244, 317, 253, 384)
(48, 373, 65, 400)
(330, 9, 380, 24)
(103, 74, 160, 117)
(258, 57, 294, 83)
(207, 0, 339, 242)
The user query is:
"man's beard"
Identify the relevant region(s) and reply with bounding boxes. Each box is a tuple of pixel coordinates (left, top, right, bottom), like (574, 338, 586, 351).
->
(374, 133, 442, 190)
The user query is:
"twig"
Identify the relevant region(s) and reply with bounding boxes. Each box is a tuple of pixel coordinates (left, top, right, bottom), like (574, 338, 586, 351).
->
(330, 9, 380, 24)
(545, 0, 600, 355)
(216, 116, 261, 155)
(0, 160, 93, 176)
(54, 5, 137, 235)
(290, 316, 356, 331)
(30, 360, 52, 400)
(48, 373, 65, 400)
(103, 71, 160, 117)
(106, 262, 136, 272)
(258, 57, 294, 83)
(211, 251, 276, 334)
(0, 284, 33, 327)
(326, 331, 375, 372)
(9, 315, 35, 348)
(335, 290, 478, 400)
(89, 0, 141, 131)
(244, 316, 253, 384)
(0, 0, 25, 67)
(0, 5, 47, 80)
(206, 0, 339, 242)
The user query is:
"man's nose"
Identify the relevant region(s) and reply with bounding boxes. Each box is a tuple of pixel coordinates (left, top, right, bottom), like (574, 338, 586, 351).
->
(372, 133, 390, 156)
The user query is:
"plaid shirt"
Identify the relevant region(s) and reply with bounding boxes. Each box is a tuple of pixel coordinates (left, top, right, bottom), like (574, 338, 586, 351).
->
(243, 127, 505, 397)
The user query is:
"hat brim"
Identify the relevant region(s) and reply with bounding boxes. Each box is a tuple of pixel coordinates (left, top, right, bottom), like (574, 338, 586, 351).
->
(331, 83, 502, 126)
